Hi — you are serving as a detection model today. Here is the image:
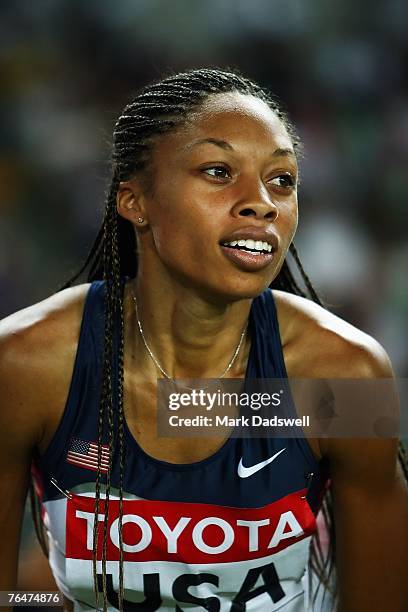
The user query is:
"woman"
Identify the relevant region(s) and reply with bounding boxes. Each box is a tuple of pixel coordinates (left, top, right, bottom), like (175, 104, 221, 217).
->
(0, 68, 407, 611)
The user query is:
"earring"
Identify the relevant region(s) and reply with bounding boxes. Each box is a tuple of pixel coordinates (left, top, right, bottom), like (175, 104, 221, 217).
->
(138, 217, 144, 223)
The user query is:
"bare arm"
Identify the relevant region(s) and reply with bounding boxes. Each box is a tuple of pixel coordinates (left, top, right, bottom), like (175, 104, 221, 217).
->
(0, 329, 43, 595)
(324, 344, 408, 611)
(0, 285, 89, 605)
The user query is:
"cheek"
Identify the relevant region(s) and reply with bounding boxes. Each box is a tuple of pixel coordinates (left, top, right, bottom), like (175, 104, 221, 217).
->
(148, 193, 207, 265)
(290, 206, 299, 238)
(277, 198, 298, 244)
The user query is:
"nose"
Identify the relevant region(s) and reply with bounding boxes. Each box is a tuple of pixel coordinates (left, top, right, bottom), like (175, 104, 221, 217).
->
(232, 179, 279, 221)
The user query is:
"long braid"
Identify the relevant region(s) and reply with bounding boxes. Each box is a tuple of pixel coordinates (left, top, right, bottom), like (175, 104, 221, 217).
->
(289, 242, 323, 305)
(109, 172, 126, 610)
(103, 171, 123, 611)
(398, 440, 408, 481)
(117, 294, 125, 611)
(91, 173, 120, 610)
(272, 260, 308, 297)
(28, 68, 408, 611)
(279, 244, 337, 604)
(272, 247, 339, 607)
(59, 224, 105, 291)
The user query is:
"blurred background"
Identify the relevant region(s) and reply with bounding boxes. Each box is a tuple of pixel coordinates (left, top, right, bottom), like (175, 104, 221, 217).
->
(1, 0, 407, 601)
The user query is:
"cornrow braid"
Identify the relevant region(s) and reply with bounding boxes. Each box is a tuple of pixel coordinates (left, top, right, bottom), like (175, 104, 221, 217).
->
(92, 171, 120, 610)
(59, 224, 104, 291)
(272, 260, 307, 298)
(289, 243, 322, 305)
(398, 439, 408, 482)
(29, 67, 408, 611)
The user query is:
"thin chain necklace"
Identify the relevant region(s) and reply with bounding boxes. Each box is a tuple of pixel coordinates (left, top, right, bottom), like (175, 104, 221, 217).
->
(130, 287, 248, 383)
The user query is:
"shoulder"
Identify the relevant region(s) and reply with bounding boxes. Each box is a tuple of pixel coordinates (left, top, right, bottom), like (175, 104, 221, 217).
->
(0, 283, 92, 362)
(272, 289, 399, 467)
(0, 284, 92, 450)
(272, 289, 393, 378)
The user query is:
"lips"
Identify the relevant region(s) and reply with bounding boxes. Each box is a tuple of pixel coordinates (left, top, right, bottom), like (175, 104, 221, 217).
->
(218, 226, 279, 272)
(219, 226, 279, 253)
(220, 245, 275, 271)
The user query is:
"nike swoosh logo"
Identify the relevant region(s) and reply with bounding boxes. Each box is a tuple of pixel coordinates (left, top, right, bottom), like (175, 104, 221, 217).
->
(237, 447, 287, 478)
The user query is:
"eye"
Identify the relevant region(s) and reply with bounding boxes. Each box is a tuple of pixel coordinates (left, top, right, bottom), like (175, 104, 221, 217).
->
(269, 173, 296, 189)
(202, 166, 231, 179)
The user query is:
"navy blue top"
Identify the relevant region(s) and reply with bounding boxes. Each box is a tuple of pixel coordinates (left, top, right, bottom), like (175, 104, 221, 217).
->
(34, 281, 329, 512)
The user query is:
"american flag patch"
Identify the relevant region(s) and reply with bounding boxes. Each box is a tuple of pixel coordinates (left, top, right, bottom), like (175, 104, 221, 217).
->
(66, 438, 110, 473)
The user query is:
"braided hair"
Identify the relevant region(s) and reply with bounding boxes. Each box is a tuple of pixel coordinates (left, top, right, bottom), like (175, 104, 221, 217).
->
(29, 67, 407, 610)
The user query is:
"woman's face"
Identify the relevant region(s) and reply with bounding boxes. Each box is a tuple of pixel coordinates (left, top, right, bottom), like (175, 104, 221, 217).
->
(136, 92, 298, 301)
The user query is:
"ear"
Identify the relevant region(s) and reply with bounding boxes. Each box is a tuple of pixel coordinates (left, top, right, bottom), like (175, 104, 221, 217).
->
(117, 178, 148, 227)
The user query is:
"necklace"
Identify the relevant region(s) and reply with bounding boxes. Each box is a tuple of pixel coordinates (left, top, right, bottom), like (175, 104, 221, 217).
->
(130, 287, 248, 382)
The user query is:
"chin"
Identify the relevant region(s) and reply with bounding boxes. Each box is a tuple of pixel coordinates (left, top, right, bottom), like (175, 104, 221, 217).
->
(199, 276, 272, 305)
(225, 283, 270, 301)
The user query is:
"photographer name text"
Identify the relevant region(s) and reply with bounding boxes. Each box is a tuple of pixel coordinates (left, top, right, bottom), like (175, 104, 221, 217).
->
(168, 414, 310, 428)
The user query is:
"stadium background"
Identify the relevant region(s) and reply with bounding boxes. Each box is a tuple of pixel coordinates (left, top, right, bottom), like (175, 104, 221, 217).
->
(1, 0, 407, 598)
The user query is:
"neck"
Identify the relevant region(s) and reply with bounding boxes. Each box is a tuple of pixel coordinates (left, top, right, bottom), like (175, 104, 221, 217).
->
(125, 276, 253, 380)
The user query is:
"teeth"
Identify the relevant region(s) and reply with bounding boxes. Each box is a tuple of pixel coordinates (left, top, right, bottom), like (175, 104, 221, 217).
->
(222, 239, 272, 252)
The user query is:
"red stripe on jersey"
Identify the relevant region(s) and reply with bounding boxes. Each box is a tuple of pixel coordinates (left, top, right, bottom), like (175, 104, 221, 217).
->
(66, 490, 316, 563)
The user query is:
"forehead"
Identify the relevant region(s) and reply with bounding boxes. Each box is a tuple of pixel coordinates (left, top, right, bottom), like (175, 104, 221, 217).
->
(158, 92, 294, 155)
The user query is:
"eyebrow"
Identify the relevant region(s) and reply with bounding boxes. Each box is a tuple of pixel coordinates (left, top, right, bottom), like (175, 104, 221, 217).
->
(271, 147, 296, 158)
(184, 138, 296, 158)
(185, 138, 234, 151)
